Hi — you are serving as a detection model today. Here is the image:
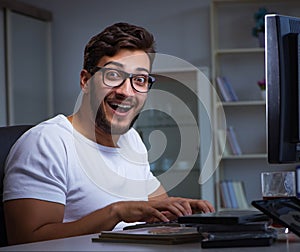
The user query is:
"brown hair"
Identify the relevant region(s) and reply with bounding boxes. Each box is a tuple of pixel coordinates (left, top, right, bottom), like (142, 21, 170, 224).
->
(83, 22, 156, 72)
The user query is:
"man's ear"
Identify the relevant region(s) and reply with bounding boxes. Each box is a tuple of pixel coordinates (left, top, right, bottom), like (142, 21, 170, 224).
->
(80, 69, 91, 93)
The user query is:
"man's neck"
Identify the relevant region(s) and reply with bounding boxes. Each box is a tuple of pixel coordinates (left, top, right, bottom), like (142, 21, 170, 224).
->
(67, 114, 120, 147)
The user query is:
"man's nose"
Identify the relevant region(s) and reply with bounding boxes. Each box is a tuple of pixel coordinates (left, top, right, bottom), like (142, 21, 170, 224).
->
(115, 78, 135, 96)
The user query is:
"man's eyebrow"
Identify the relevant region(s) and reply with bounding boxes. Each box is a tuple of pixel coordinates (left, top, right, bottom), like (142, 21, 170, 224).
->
(103, 61, 123, 68)
(103, 61, 150, 73)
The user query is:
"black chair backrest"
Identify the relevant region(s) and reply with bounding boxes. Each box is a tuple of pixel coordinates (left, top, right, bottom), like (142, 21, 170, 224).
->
(0, 125, 33, 247)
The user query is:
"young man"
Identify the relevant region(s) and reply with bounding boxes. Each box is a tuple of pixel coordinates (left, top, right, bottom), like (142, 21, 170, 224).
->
(3, 23, 214, 245)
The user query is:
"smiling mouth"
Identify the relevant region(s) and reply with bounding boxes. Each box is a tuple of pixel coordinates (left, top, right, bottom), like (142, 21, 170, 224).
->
(108, 102, 133, 113)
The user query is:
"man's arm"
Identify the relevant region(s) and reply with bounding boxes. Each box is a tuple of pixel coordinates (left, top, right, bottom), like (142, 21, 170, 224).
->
(4, 196, 199, 245)
(148, 184, 168, 201)
(4, 199, 118, 245)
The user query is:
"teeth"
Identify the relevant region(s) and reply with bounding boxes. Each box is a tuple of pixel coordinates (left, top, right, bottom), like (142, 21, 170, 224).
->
(111, 103, 131, 109)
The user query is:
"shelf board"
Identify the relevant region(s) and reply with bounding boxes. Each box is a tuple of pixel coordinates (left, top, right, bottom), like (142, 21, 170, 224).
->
(221, 153, 267, 160)
(218, 100, 266, 106)
(214, 48, 264, 55)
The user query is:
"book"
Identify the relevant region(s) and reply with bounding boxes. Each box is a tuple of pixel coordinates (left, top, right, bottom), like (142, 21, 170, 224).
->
(196, 221, 269, 233)
(178, 210, 269, 225)
(227, 180, 238, 209)
(216, 76, 232, 101)
(219, 180, 232, 208)
(227, 126, 242, 155)
(92, 226, 202, 245)
(220, 180, 249, 209)
(222, 77, 238, 101)
(216, 76, 238, 102)
(123, 221, 181, 230)
(233, 181, 249, 209)
(201, 229, 276, 248)
(218, 130, 232, 156)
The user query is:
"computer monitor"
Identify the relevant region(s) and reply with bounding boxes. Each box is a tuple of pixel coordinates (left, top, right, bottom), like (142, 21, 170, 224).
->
(266, 14, 300, 164)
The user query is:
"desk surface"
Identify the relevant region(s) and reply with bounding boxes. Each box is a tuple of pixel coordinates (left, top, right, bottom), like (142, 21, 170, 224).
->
(0, 234, 300, 252)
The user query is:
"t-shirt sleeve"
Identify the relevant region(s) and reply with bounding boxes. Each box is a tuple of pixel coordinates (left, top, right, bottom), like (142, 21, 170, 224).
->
(3, 127, 68, 204)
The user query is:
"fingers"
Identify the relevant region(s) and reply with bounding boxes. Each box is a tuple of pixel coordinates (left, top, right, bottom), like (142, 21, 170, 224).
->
(149, 208, 170, 222)
(114, 198, 215, 226)
(204, 200, 216, 213)
(150, 197, 192, 217)
(151, 198, 215, 221)
(189, 199, 215, 213)
(163, 201, 189, 217)
(160, 211, 177, 221)
(158, 197, 215, 216)
(168, 200, 192, 216)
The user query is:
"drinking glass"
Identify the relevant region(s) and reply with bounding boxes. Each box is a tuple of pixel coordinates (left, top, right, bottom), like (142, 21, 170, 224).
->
(261, 171, 296, 200)
(261, 171, 296, 230)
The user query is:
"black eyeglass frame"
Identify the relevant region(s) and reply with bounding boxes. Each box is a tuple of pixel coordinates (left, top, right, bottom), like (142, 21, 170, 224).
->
(89, 66, 155, 93)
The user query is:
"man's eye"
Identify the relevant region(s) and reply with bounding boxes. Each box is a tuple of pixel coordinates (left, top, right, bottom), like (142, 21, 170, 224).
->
(134, 76, 147, 85)
(105, 70, 122, 80)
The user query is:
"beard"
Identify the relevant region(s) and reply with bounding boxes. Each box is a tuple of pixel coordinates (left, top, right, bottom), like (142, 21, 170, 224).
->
(94, 102, 140, 135)
(89, 84, 142, 135)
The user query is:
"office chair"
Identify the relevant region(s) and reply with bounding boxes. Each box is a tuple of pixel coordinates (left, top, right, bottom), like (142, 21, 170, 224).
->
(0, 125, 33, 247)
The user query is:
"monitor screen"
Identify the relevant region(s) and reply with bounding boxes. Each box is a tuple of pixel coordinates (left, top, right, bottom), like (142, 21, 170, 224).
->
(266, 14, 300, 164)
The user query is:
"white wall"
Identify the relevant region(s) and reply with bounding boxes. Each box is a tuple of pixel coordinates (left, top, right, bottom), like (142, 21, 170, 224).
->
(21, 0, 211, 115)
(6, 11, 53, 125)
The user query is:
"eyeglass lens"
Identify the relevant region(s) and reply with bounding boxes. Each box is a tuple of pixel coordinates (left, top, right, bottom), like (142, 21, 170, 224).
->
(103, 68, 151, 93)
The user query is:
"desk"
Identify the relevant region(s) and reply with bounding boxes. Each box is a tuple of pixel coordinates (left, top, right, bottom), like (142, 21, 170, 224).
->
(0, 234, 300, 251)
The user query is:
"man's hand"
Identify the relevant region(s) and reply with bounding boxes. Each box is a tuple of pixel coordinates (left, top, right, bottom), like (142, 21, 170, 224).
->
(187, 198, 215, 213)
(150, 197, 215, 221)
(112, 197, 215, 224)
(111, 201, 170, 223)
(148, 185, 215, 216)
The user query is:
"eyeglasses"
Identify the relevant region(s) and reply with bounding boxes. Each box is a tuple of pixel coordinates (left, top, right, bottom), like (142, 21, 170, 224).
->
(89, 67, 155, 93)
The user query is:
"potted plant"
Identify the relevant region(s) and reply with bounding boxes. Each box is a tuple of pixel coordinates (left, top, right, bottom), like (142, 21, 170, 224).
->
(252, 7, 268, 47)
(257, 78, 266, 100)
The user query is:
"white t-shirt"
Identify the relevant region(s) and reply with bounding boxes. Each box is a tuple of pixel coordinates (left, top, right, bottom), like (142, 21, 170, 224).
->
(3, 114, 160, 229)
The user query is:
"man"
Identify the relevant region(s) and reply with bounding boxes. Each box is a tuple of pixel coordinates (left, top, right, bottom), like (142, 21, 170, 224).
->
(3, 22, 214, 245)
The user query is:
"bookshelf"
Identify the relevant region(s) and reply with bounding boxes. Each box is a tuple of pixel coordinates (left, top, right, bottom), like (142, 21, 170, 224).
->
(134, 57, 215, 203)
(211, 0, 300, 210)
